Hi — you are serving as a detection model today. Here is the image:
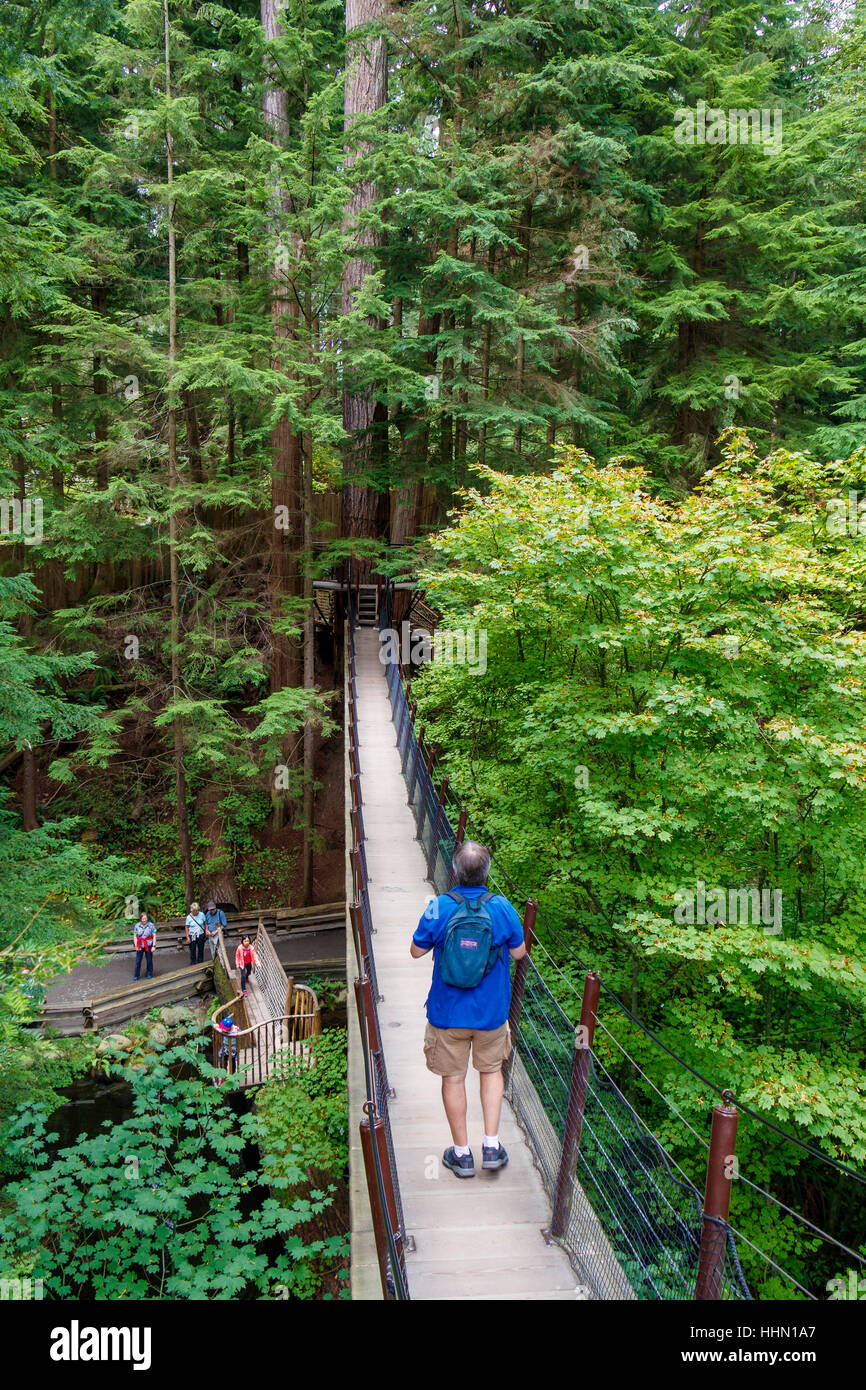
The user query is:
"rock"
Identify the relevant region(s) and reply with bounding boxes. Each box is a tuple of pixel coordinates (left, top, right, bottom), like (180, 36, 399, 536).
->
(160, 1006, 192, 1028)
(147, 1023, 170, 1047)
(96, 1033, 133, 1057)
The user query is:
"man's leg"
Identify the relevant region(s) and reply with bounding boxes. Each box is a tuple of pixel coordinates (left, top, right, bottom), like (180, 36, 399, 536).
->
(473, 1024, 511, 1168)
(441, 1075, 468, 1147)
(479, 1067, 505, 1136)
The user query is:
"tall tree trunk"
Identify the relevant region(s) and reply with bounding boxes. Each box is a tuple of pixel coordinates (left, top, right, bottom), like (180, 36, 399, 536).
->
(390, 296, 420, 545)
(478, 248, 494, 467)
(46, 93, 64, 501)
(92, 283, 109, 491)
(198, 783, 241, 910)
(183, 390, 204, 485)
(21, 745, 37, 831)
(261, 0, 304, 694)
(164, 0, 194, 903)
(341, 0, 388, 561)
(302, 428, 315, 905)
(676, 193, 706, 448)
(15, 452, 39, 830)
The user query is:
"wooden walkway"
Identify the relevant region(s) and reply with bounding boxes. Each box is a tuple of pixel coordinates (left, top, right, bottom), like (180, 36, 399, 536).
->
(350, 627, 577, 1300)
(214, 926, 318, 1087)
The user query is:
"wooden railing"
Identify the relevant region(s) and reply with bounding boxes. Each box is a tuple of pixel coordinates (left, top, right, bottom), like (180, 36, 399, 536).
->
(210, 975, 320, 1085)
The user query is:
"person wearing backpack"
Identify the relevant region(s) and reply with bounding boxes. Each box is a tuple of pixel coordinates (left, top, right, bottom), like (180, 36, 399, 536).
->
(410, 840, 526, 1179)
(204, 900, 227, 960)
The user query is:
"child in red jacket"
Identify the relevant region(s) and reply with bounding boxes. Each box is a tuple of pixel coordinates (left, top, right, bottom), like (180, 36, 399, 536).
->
(234, 936, 258, 995)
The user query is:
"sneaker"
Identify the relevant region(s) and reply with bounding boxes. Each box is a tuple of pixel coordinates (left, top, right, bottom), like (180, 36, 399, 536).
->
(482, 1143, 509, 1170)
(442, 1147, 475, 1178)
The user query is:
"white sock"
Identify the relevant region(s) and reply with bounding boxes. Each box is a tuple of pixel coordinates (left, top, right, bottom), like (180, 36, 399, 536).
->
(453, 1143, 471, 1157)
(483, 1134, 499, 1149)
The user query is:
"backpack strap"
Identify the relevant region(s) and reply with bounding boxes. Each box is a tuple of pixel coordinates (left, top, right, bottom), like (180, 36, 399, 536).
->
(447, 890, 465, 903)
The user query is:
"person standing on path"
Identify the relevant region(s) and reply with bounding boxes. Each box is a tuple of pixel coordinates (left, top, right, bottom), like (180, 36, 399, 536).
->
(234, 935, 258, 995)
(133, 911, 157, 981)
(410, 840, 526, 1178)
(215, 1014, 239, 1079)
(185, 901, 206, 965)
(204, 900, 226, 960)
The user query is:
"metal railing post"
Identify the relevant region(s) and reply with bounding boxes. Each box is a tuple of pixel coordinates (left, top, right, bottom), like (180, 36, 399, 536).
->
(695, 1094, 739, 1300)
(407, 725, 425, 807)
(447, 808, 468, 889)
(550, 970, 601, 1239)
(401, 701, 417, 773)
(503, 900, 536, 1084)
(350, 900, 368, 970)
(359, 1110, 397, 1301)
(507, 899, 537, 1040)
(426, 776, 448, 885)
(354, 975, 381, 1054)
(416, 749, 434, 840)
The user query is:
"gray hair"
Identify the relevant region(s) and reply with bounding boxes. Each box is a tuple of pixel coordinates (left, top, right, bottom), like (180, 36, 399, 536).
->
(452, 840, 491, 887)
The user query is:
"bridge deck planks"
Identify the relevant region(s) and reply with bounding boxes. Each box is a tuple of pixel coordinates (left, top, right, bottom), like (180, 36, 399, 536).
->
(352, 627, 578, 1301)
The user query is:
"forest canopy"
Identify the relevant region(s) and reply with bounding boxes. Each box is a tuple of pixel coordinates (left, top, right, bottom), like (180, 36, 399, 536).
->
(1, 0, 865, 1304)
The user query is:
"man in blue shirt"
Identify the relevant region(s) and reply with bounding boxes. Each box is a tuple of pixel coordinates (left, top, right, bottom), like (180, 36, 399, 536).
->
(204, 900, 227, 960)
(411, 840, 526, 1178)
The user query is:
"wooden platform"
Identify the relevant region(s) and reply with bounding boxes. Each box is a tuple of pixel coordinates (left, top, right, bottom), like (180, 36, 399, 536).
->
(350, 627, 578, 1300)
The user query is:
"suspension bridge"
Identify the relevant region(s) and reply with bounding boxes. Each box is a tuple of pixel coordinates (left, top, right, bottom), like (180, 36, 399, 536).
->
(345, 582, 865, 1303)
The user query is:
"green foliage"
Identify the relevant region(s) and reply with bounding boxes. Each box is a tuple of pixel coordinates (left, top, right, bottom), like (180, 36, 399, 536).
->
(256, 1029, 348, 1179)
(0, 1041, 342, 1299)
(305, 971, 344, 1015)
(414, 437, 866, 1294)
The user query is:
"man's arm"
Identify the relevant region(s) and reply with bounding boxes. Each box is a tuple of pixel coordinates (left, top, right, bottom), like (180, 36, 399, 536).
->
(509, 942, 527, 961)
(410, 941, 431, 959)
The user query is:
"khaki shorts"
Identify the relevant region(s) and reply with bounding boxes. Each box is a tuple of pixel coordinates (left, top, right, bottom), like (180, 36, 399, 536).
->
(423, 1021, 512, 1077)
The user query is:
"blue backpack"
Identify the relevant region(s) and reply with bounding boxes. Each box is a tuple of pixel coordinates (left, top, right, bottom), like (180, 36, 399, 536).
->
(438, 890, 502, 989)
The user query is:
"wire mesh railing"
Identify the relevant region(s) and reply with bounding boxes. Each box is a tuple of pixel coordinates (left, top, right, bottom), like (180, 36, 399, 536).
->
(346, 604, 411, 1301)
(511, 961, 748, 1300)
(378, 581, 751, 1301)
(253, 922, 290, 1021)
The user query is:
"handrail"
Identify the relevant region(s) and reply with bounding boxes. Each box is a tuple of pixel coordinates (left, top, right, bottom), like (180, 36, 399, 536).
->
(346, 607, 410, 1301)
(216, 924, 234, 982)
(253, 920, 291, 1019)
(210, 1012, 314, 1079)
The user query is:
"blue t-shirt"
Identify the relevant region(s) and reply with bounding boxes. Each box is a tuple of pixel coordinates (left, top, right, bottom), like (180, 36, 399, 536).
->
(412, 885, 524, 1030)
(205, 908, 226, 934)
